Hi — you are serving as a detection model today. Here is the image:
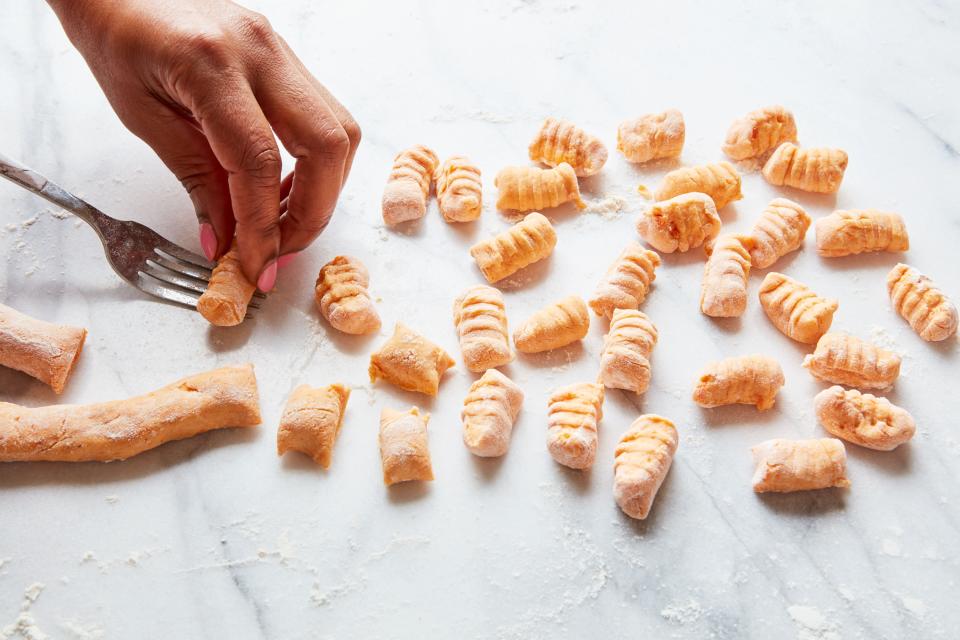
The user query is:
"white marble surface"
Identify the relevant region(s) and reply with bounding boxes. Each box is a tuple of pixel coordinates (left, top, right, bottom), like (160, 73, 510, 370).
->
(2, 1, 959, 638)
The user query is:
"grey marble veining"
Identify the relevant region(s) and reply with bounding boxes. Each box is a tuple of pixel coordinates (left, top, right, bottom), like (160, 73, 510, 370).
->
(1, 1, 959, 638)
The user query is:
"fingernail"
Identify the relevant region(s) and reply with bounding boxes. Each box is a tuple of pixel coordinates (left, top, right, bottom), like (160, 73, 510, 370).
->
(257, 260, 278, 292)
(199, 223, 217, 261)
(277, 252, 299, 269)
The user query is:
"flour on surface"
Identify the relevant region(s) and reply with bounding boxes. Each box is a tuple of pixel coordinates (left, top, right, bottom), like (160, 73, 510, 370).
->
(787, 605, 840, 640)
(900, 595, 928, 617)
(2, 583, 47, 640)
(583, 195, 627, 219)
(660, 599, 704, 624)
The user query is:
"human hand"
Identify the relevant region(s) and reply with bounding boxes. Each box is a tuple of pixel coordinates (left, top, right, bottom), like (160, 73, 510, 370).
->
(48, 0, 360, 291)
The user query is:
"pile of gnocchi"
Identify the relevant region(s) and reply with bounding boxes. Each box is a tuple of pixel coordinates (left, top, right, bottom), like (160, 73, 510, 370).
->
(272, 106, 958, 521)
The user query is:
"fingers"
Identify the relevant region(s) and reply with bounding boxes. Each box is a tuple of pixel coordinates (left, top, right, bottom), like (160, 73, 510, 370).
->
(249, 59, 352, 259)
(115, 100, 235, 260)
(191, 77, 282, 290)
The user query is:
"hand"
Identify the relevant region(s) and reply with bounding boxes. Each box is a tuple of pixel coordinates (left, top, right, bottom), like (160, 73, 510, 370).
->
(48, 0, 360, 291)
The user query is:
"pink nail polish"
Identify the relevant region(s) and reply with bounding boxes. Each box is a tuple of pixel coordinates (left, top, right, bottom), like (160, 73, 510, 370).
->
(257, 260, 278, 292)
(199, 223, 217, 261)
(277, 252, 299, 269)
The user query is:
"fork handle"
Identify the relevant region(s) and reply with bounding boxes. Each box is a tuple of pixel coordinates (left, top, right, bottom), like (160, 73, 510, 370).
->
(0, 151, 115, 242)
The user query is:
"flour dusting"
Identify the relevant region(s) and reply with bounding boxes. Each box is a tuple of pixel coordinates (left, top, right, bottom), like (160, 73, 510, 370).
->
(1, 583, 47, 640)
(787, 605, 840, 640)
(660, 599, 703, 624)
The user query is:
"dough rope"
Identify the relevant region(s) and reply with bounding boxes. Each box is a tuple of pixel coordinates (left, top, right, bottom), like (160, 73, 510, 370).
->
(0, 364, 261, 462)
(0, 303, 86, 394)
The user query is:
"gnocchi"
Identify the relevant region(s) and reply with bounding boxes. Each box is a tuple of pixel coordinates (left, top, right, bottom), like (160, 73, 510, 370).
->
(599, 309, 658, 395)
(382, 144, 439, 225)
(802, 332, 901, 390)
(815, 210, 909, 257)
(436, 155, 482, 222)
(469, 212, 557, 283)
(700, 234, 754, 318)
(369, 323, 455, 396)
(528, 117, 608, 177)
(546, 382, 605, 470)
(513, 296, 590, 354)
(588, 242, 661, 318)
(461, 369, 524, 458)
(380, 406, 434, 485)
(495, 163, 585, 212)
(315, 256, 381, 335)
(613, 414, 678, 520)
(617, 109, 685, 164)
(722, 105, 797, 160)
(814, 385, 915, 451)
(748, 198, 810, 269)
(758, 272, 838, 344)
(197, 243, 256, 326)
(654, 161, 743, 209)
(636, 192, 720, 254)
(692, 354, 784, 411)
(751, 438, 850, 493)
(452, 285, 513, 372)
(887, 263, 958, 342)
(761, 142, 848, 194)
(276, 383, 350, 468)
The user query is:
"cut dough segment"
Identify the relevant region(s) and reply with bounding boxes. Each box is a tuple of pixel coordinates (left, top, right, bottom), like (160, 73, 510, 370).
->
(277, 383, 350, 467)
(380, 406, 433, 485)
(0, 303, 86, 394)
(369, 323, 455, 396)
(751, 438, 850, 493)
(0, 364, 261, 462)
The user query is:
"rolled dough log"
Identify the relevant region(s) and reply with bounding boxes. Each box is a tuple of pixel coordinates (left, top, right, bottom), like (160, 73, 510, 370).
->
(0, 364, 261, 462)
(0, 303, 87, 394)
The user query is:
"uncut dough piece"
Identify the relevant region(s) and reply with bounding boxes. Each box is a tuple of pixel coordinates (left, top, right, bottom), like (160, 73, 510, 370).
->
(382, 144, 439, 225)
(0, 303, 86, 394)
(887, 263, 958, 342)
(613, 414, 678, 520)
(452, 285, 513, 372)
(495, 163, 585, 212)
(802, 332, 901, 390)
(315, 255, 381, 335)
(617, 109, 685, 164)
(529, 117, 608, 177)
(636, 192, 720, 253)
(276, 383, 350, 468)
(815, 210, 909, 257)
(588, 242, 661, 318)
(751, 438, 850, 493)
(758, 272, 838, 344)
(514, 296, 589, 354)
(701, 234, 754, 318)
(461, 369, 524, 457)
(436, 155, 482, 222)
(762, 142, 848, 194)
(722, 105, 798, 160)
(469, 212, 557, 283)
(197, 243, 256, 326)
(814, 386, 915, 451)
(368, 323, 455, 396)
(654, 161, 743, 209)
(546, 382, 604, 470)
(380, 407, 433, 485)
(599, 309, 658, 394)
(0, 364, 261, 462)
(748, 198, 811, 269)
(693, 354, 784, 411)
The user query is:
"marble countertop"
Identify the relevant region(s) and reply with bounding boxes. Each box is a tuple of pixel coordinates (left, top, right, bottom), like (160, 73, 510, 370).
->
(2, 1, 959, 638)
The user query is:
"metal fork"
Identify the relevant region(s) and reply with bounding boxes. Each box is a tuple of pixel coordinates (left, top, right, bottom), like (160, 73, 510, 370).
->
(0, 153, 263, 315)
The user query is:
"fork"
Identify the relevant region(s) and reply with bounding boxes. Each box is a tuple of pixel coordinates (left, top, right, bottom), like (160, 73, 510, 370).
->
(0, 152, 263, 315)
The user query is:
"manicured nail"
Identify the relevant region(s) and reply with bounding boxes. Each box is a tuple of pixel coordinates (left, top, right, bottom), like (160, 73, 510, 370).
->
(257, 260, 278, 292)
(199, 223, 217, 261)
(277, 252, 299, 269)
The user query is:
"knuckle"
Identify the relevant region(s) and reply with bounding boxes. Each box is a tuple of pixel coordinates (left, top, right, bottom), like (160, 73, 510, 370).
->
(178, 30, 232, 67)
(233, 11, 276, 46)
(341, 117, 362, 148)
(241, 143, 282, 180)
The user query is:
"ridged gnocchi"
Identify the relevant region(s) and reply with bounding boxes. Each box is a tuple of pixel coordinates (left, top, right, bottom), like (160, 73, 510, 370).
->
(599, 309, 658, 394)
(469, 212, 557, 283)
(815, 210, 909, 257)
(380, 407, 433, 485)
(636, 192, 720, 253)
(461, 369, 524, 458)
(758, 272, 838, 344)
(654, 161, 743, 209)
(613, 415, 678, 520)
(617, 110, 685, 164)
(546, 382, 604, 470)
(197, 243, 256, 327)
(722, 105, 797, 160)
(513, 296, 589, 354)
(528, 117, 608, 177)
(315, 255, 381, 335)
(436, 155, 482, 222)
(495, 163, 585, 212)
(748, 198, 810, 269)
(887, 263, 958, 342)
(588, 242, 661, 319)
(693, 354, 784, 411)
(751, 438, 850, 493)
(382, 144, 439, 225)
(802, 332, 901, 390)
(762, 143, 848, 194)
(452, 285, 513, 372)
(700, 234, 754, 318)
(814, 386, 915, 451)
(369, 323, 455, 396)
